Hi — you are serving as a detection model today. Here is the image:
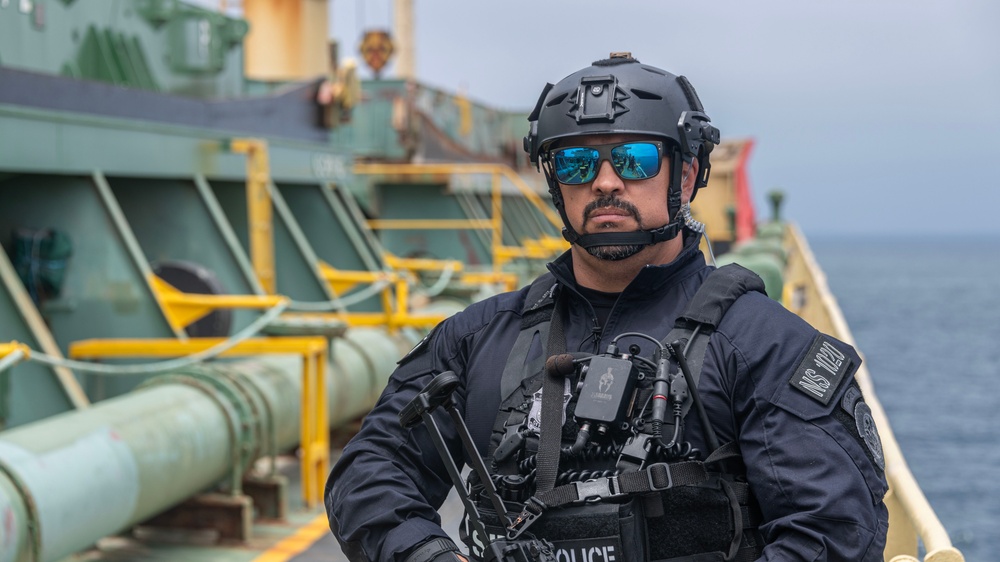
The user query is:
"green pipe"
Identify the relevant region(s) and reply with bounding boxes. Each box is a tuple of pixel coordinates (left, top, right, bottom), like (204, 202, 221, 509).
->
(0, 326, 419, 562)
(331, 327, 409, 424)
(0, 383, 236, 562)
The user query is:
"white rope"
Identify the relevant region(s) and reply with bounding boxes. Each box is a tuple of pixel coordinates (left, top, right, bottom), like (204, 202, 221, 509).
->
(18, 273, 409, 375)
(0, 349, 26, 373)
(418, 262, 459, 297)
(288, 278, 393, 312)
(27, 299, 290, 375)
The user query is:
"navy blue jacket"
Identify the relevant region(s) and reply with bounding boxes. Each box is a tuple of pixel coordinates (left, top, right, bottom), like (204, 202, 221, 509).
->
(327, 240, 889, 561)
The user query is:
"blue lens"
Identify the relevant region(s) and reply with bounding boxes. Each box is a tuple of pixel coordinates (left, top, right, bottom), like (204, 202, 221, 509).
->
(553, 147, 599, 184)
(552, 142, 662, 184)
(612, 142, 660, 180)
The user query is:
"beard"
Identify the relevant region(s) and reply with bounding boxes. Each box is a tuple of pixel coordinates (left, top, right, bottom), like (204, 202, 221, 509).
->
(582, 196, 646, 261)
(585, 243, 645, 261)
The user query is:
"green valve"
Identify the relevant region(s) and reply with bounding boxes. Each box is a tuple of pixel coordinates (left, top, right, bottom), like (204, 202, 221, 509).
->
(725, 204, 737, 240)
(768, 189, 785, 223)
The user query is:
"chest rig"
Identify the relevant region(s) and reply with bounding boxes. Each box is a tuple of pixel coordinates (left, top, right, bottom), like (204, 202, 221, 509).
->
(465, 265, 767, 562)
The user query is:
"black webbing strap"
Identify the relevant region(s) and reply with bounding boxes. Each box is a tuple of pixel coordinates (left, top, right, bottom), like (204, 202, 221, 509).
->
(499, 274, 558, 401)
(661, 264, 767, 418)
(402, 538, 459, 562)
(535, 290, 567, 495)
(731, 546, 760, 562)
(706, 442, 764, 562)
(540, 460, 708, 509)
(702, 441, 760, 528)
(508, 460, 709, 539)
(703, 440, 742, 465)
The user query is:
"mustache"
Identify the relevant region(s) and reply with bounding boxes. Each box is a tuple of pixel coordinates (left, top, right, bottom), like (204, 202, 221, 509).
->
(583, 196, 642, 226)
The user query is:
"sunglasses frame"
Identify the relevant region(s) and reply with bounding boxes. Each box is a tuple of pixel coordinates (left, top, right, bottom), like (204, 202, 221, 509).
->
(546, 140, 665, 185)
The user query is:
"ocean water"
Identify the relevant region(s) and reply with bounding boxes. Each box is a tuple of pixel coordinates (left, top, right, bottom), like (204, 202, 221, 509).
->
(809, 234, 1000, 562)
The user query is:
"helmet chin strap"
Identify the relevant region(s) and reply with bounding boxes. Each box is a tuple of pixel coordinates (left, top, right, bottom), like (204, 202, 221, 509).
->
(563, 222, 682, 249)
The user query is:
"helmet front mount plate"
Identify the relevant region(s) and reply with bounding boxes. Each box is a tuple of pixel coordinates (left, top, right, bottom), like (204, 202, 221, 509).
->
(573, 75, 630, 124)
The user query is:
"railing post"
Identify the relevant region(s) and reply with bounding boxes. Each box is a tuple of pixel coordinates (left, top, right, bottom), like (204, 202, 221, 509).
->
(230, 139, 276, 294)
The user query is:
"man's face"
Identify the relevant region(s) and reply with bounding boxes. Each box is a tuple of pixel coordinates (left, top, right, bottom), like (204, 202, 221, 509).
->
(553, 134, 676, 261)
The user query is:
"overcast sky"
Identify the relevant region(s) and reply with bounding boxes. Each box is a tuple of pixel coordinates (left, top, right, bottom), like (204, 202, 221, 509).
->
(324, 1, 1000, 238)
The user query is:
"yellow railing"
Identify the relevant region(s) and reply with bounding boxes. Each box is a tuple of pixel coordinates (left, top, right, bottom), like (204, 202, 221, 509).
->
(229, 138, 276, 295)
(353, 162, 568, 277)
(152, 265, 446, 342)
(383, 262, 519, 295)
(224, 138, 453, 330)
(0, 341, 30, 357)
(149, 273, 287, 335)
(383, 253, 520, 293)
(316, 261, 450, 330)
(0, 341, 31, 372)
(782, 223, 964, 562)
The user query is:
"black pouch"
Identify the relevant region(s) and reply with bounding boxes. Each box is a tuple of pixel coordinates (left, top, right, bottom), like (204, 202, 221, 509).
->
(644, 477, 742, 562)
(471, 500, 646, 562)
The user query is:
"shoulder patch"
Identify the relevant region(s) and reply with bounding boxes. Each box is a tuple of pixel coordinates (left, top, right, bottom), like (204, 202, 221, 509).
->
(789, 334, 852, 405)
(397, 324, 439, 366)
(854, 401, 886, 471)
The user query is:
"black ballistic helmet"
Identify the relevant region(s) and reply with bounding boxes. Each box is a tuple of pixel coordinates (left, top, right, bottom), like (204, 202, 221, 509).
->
(523, 53, 721, 252)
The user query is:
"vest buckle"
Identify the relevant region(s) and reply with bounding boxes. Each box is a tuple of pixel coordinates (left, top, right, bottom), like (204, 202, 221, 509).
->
(573, 476, 625, 504)
(645, 462, 674, 491)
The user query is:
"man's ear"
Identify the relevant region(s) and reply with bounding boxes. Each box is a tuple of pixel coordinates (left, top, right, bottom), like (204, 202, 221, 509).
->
(681, 159, 699, 204)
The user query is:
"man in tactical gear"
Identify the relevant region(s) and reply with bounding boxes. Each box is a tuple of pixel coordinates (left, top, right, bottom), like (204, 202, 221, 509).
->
(326, 54, 889, 562)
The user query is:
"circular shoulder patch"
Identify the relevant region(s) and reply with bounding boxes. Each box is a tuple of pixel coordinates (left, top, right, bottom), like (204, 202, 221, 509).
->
(854, 401, 885, 471)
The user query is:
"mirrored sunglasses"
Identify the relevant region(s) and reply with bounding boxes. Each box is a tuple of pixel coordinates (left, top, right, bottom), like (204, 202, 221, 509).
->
(550, 141, 664, 185)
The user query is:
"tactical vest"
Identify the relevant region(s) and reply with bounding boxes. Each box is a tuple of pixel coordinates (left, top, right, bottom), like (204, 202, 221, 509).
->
(464, 265, 767, 562)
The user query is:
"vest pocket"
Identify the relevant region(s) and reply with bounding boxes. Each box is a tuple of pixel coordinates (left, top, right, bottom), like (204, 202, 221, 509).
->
(472, 501, 644, 562)
(644, 477, 742, 562)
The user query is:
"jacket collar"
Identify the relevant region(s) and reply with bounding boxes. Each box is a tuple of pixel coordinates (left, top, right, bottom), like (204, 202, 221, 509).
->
(547, 230, 706, 298)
